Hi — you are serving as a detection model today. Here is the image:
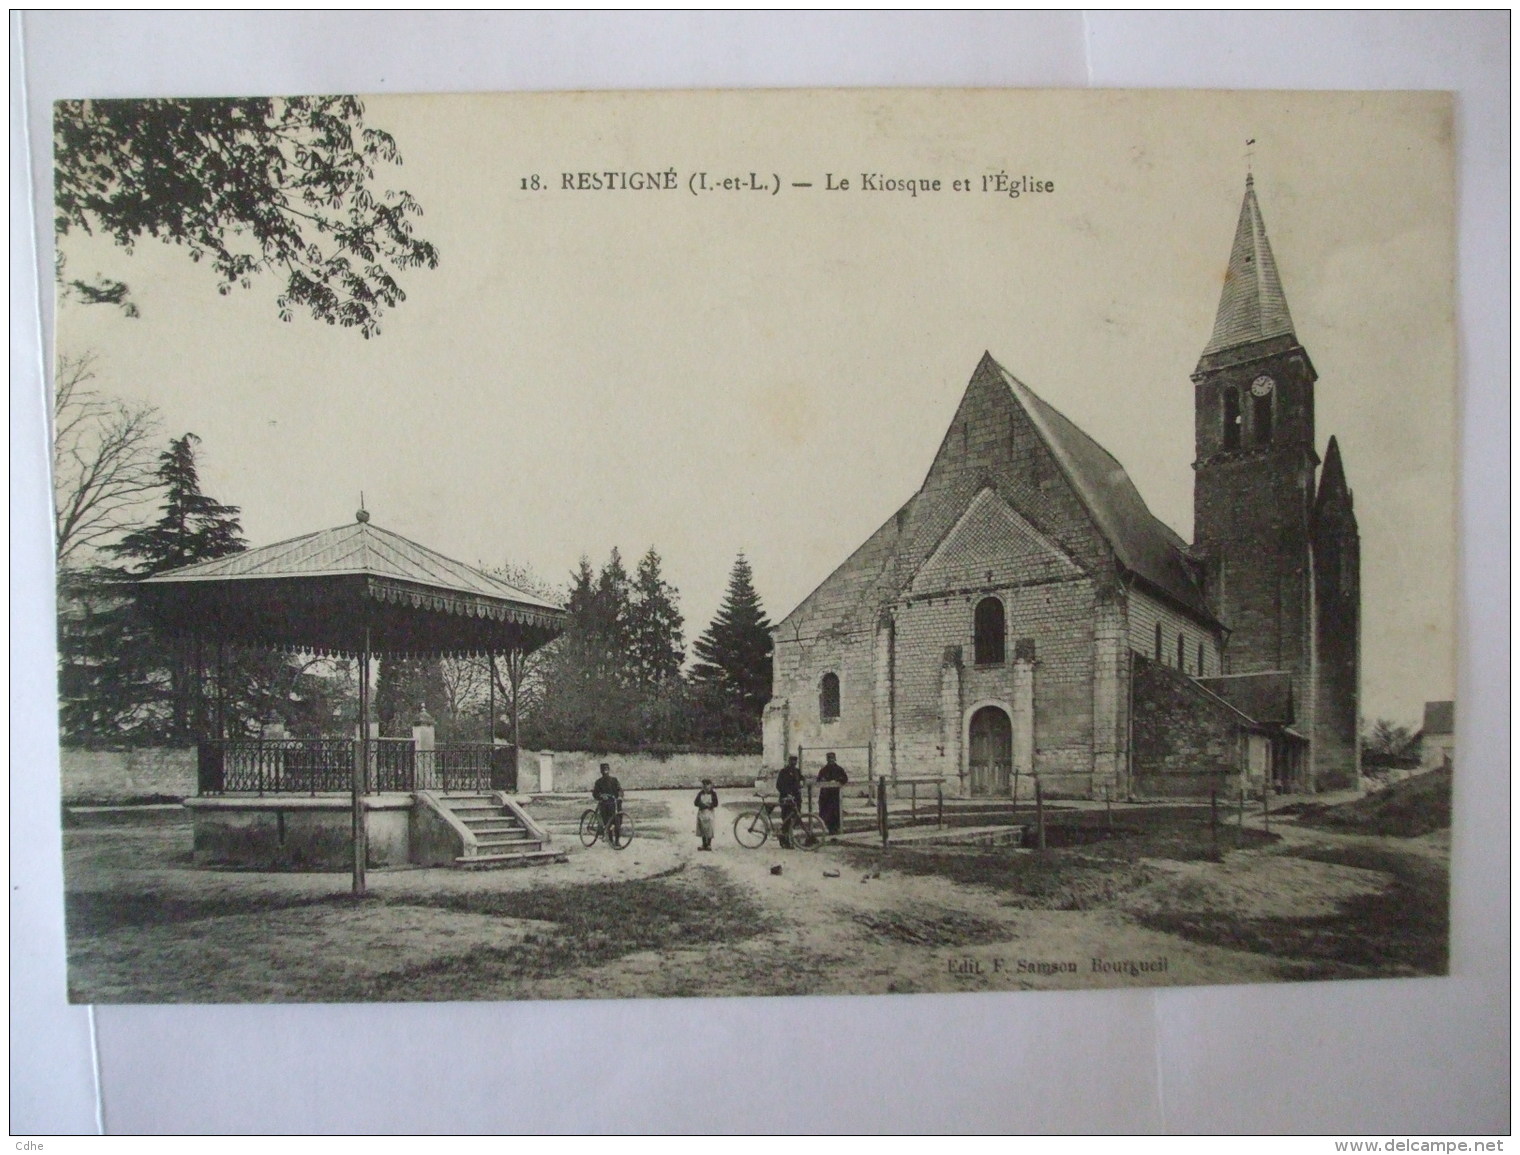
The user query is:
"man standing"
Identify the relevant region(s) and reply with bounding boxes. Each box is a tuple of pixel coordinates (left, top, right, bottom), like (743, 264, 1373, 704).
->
(816, 752, 849, 835)
(775, 755, 804, 849)
(592, 762, 623, 846)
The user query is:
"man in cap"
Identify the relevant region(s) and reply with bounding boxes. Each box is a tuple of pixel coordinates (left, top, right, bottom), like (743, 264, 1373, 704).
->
(592, 762, 624, 846)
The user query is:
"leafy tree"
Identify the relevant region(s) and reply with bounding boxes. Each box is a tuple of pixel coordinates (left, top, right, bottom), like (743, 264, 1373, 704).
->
(691, 553, 773, 724)
(56, 564, 168, 744)
(627, 546, 685, 685)
(1364, 718, 1416, 757)
(51, 351, 163, 565)
(375, 657, 450, 738)
(54, 96, 438, 337)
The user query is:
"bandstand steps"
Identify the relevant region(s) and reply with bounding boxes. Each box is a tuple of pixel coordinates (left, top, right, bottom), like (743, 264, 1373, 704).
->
(431, 792, 560, 868)
(454, 848, 568, 870)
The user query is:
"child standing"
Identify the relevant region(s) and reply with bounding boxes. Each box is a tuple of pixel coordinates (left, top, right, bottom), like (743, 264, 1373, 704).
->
(693, 777, 719, 851)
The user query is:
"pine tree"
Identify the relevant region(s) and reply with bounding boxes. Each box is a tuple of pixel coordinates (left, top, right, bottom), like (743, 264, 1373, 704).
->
(627, 546, 685, 685)
(103, 433, 246, 740)
(691, 553, 773, 720)
(111, 434, 245, 576)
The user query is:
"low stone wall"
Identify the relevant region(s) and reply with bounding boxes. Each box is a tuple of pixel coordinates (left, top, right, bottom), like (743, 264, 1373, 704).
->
(61, 746, 197, 803)
(530, 751, 763, 793)
(185, 796, 411, 869)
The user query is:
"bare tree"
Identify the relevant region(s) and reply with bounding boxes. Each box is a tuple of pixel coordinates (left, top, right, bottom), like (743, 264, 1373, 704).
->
(51, 352, 163, 565)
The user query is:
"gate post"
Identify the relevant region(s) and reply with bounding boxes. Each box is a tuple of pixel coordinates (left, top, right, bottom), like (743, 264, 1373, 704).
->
(411, 706, 435, 792)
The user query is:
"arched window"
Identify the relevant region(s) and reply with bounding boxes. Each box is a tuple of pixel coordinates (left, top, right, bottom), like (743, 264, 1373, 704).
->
(974, 597, 1005, 666)
(819, 673, 840, 721)
(1253, 390, 1274, 445)
(1154, 621, 1163, 661)
(1223, 389, 1242, 451)
(1177, 632, 1186, 669)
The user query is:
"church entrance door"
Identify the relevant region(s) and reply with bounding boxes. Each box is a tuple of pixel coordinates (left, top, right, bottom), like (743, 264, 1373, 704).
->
(968, 705, 1012, 796)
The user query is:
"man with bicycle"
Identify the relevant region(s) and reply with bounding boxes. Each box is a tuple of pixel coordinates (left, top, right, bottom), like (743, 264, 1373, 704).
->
(592, 762, 624, 847)
(775, 755, 803, 849)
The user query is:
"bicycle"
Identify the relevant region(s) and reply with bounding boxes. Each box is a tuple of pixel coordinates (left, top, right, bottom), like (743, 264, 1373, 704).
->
(733, 794, 826, 850)
(579, 800, 634, 849)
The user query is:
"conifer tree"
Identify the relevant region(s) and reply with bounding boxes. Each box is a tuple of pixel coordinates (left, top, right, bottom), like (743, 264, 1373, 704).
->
(627, 546, 685, 685)
(111, 434, 245, 576)
(691, 553, 773, 719)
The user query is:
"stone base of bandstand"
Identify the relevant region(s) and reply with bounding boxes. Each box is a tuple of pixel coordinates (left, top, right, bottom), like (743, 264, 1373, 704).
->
(184, 794, 414, 870)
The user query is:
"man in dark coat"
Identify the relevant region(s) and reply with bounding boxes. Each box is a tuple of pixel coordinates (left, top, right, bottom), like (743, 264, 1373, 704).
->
(592, 762, 623, 845)
(816, 752, 849, 834)
(775, 755, 804, 848)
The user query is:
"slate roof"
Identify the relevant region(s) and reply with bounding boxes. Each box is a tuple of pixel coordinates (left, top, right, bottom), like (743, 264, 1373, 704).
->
(141, 516, 561, 612)
(1422, 700, 1455, 735)
(1200, 175, 1296, 361)
(1195, 672, 1296, 726)
(777, 353, 1215, 639)
(1000, 364, 1211, 619)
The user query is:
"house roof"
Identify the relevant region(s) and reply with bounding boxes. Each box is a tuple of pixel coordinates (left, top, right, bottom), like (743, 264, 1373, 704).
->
(1195, 671, 1295, 726)
(1422, 700, 1455, 735)
(141, 515, 561, 613)
(999, 362, 1212, 620)
(1200, 175, 1296, 362)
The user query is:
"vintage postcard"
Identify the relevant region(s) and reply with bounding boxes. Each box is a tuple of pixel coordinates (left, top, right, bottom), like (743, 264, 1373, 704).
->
(52, 89, 1456, 1003)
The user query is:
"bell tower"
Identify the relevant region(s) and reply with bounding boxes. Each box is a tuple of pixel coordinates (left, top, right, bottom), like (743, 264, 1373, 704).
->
(1192, 176, 1320, 784)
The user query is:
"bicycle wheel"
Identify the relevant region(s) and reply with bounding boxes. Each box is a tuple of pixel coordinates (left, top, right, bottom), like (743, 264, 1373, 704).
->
(793, 814, 828, 850)
(733, 810, 769, 849)
(578, 809, 601, 847)
(609, 813, 634, 850)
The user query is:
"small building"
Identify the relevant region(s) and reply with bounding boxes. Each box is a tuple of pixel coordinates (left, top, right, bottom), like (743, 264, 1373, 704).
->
(1417, 700, 1455, 772)
(764, 176, 1360, 798)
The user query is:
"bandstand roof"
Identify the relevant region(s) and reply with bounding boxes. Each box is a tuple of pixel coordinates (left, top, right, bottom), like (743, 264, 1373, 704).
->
(137, 514, 565, 657)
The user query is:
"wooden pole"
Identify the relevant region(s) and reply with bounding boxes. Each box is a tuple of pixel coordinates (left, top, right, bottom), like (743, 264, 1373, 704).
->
(1210, 789, 1219, 855)
(488, 652, 496, 744)
(1263, 786, 1270, 835)
(1105, 784, 1113, 830)
(352, 633, 370, 897)
(1035, 778, 1046, 851)
(877, 777, 889, 846)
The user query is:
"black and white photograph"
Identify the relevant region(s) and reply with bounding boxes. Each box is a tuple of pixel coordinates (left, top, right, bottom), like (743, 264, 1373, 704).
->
(43, 86, 1464, 1009)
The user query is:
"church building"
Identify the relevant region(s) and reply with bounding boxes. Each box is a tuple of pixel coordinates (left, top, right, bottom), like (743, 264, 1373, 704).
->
(764, 177, 1361, 799)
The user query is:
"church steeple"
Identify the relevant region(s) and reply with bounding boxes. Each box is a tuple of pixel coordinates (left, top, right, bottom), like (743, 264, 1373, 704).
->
(1198, 175, 1298, 372)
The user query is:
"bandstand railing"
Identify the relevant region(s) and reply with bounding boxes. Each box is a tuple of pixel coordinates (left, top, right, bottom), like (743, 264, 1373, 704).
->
(197, 739, 517, 796)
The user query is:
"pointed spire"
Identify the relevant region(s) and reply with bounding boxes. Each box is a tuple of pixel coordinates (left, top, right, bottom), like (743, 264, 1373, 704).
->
(1201, 175, 1296, 358)
(1316, 435, 1352, 513)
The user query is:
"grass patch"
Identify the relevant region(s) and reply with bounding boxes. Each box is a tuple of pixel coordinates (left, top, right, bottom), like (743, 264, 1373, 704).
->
(841, 845, 1154, 911)
(1135, 843, 1449, 979)
(1292, 768, 1452, 838)
(65, 890, 346, 936)
(851, 909, 1009, 947)
(319, 864, 770, 1000)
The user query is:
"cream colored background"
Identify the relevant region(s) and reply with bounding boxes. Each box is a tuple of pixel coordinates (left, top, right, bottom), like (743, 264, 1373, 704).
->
(57, 88, 1455, 724)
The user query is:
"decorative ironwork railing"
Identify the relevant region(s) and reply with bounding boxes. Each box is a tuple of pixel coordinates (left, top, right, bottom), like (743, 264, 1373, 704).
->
(414, 744, 517, 793)
(196, 740, 517, 795)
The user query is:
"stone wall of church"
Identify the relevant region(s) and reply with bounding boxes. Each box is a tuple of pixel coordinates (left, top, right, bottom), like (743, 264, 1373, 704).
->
(1131, 654, 1249, 797)
(1126, 587, 1223, 678)
(1312, 518, 1362, 790)
(889, 574, 1098, 794)
(768, 626, 876, 778)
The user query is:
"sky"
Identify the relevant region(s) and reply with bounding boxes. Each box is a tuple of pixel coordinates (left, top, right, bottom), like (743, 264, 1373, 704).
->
(54, 88, 1457, 726)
